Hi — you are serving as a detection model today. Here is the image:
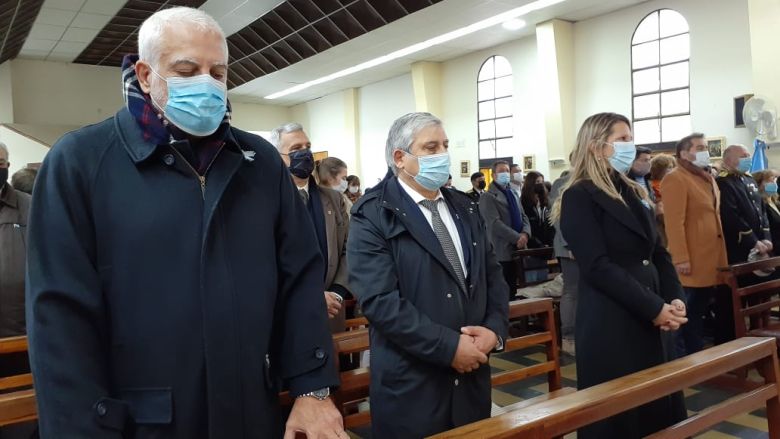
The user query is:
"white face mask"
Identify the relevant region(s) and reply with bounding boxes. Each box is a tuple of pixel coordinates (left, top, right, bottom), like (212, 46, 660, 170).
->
(334, 179, 348, 193)
(512, 172, 523, 184)
(348, 185, 360, 194)
(693, 150, 710, 168)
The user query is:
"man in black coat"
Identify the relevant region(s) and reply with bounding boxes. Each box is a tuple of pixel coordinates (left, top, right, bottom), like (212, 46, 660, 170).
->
(716, 144, 772, 264)
(465, 171, 486, 201)
(347, 112, 508, 438)
(25, 7, 345, 438)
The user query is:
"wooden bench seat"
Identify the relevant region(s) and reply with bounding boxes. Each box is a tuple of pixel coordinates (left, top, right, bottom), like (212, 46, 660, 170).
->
(431, 337, 780, 438)
(720, 257, 780, 346)
(0, 335, 36, 427)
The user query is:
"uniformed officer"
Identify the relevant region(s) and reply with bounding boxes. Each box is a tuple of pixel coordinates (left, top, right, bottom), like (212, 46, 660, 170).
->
(716, 144, 772, 264)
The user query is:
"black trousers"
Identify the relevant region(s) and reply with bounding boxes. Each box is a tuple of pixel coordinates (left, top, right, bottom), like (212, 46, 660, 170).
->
(500, 261, 517, 301)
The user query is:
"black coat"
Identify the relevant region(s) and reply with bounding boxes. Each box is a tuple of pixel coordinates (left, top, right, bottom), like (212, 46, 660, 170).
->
(26, 108, 339, 438)
(520, 199, 555, 248)
(716, 171, 770, 263)
(766, 199, 780, 253)
(347, 176, 508, 438)
(560, 179, 686, 438)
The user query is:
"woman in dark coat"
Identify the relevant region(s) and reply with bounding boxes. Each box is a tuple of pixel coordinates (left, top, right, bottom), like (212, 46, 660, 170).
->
(520, 171, 555, 247)
(552, 113, 688, 438)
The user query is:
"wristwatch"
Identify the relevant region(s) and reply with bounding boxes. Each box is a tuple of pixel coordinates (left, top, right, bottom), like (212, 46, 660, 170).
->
(495, 336, 505, 352)
(297, 387, 330, 401)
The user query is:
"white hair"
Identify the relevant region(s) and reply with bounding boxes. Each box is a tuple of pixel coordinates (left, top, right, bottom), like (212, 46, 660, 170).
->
(0, 141, 7, 158)
(385, 112, 442, 175)
(270, 122, 305, 150)
(138, 6, 228, 68)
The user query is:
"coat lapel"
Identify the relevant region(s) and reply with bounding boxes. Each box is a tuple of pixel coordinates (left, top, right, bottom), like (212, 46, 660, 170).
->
(589, 184, 648, 240)
(382, 178, 467, 294)
(318, 187, 338, 283)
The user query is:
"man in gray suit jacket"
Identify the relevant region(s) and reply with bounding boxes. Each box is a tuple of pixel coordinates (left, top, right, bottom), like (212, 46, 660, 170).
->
(272, 123, 352, 332)
(479, 160, 532, 300)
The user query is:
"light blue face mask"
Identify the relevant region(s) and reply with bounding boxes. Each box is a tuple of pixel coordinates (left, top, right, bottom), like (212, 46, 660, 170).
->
(738, 157, 753, 174)
(495, 172, 511, 186)
(766, 182, 778, 195)
(608, 141, 636, 174)
(151, 69, 227, 137)
(403, 151, 450, 191)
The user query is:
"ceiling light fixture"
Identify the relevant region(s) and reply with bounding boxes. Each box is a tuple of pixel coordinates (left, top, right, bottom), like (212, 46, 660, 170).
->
(502, 18, 527, 31)
(264, 0, 566, 100)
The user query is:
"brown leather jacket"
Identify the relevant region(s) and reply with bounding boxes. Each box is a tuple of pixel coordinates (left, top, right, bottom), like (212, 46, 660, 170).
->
(0, 183, 30, 337)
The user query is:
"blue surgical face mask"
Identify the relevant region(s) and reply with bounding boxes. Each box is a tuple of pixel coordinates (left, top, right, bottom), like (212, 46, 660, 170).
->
(151, 69, 227, 137)
(403, 151, 450, 191)
(608, 141, 636, 174)
(495, 172, 511, 186)
(766, 182, 778, 195)
(738, 157, 753, 174)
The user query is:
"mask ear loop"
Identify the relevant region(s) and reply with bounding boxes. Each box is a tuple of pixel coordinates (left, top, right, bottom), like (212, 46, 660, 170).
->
(144, 66, 167, 114)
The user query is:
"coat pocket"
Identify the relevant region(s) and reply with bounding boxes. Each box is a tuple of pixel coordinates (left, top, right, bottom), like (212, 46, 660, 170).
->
(119, 387, 173, 424)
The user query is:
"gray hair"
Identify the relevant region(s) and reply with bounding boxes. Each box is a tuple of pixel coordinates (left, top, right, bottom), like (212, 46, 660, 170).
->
(0, 141, 7, 158)
(138, 7, 228, 69)
(270, 122, 305, 150)
(385, 112, 443, 175)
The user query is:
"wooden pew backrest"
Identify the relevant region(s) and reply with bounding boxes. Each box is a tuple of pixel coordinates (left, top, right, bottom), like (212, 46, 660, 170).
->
(431, 337, 780, 439)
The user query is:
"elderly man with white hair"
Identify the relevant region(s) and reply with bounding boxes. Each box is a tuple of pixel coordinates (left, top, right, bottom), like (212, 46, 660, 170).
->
(347, 112, 508, 437)
(26, 7, 345, 439)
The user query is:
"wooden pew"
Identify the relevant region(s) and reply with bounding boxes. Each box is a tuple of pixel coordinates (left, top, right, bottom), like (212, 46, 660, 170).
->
(277, 329, 372, 429)
(0, 336, 36, 427)
(719, 257, 780, 346)
(491, 298, 574, 416)
(512, 248, 560, 289)
(431, 337, 780, 438)
(331, 329, 371, 429)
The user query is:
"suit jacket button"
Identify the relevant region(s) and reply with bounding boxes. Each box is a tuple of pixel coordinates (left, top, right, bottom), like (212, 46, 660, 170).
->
(446, 293, 452, 298)
(163, 154, 175, 166)
(642, 260, 650, 266)
(96, 402, 107, 417)
(315, 349, 325, 359)
(454, 379, 459, 386)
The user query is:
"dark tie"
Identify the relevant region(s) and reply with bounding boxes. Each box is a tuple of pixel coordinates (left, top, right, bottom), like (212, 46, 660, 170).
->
(299, 188, 309, 205)
(419, 198, 467, 293)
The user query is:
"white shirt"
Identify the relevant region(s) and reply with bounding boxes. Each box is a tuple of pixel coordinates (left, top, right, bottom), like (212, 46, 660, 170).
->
(398, 178, 468, 277)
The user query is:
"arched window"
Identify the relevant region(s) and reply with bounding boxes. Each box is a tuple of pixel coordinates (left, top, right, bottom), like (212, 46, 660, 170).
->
(478, 56, 514, 159)
(631, 9, 690, 148)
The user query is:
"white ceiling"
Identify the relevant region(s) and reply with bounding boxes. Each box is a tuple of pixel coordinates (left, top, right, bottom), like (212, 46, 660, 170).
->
(17, 0, 649, 102)
(19, 0, 125, 62)
(18, 0, 281, 63)
(230, 0, 650, 106)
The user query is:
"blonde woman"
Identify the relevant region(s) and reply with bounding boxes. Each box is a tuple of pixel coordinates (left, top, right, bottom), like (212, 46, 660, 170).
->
(552, 113, 688, 438)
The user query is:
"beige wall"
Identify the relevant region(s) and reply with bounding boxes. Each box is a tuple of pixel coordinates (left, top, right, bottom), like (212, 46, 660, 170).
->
(0, 125, 51, 175)
(230, 101, 290, 133)
(574, 0, 754, 149)
(748, 0, 780, 166)
(0, 62, 14, 124)
(11, 59, 124, 126)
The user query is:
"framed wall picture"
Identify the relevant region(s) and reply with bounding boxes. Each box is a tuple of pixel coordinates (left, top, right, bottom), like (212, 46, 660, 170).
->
(312, 151, 329, 162)
(734, 94, 754, 128)
(706, 137, 726, 159)
(460, 160, 470, 177)
(522, 155, 536, 171)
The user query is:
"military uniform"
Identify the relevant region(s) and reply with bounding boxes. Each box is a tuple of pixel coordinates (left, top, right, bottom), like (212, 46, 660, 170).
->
(716, 170, 770, 264)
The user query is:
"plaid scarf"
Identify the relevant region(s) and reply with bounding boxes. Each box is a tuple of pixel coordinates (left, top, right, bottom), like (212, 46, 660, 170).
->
(121, 54, 232, 175)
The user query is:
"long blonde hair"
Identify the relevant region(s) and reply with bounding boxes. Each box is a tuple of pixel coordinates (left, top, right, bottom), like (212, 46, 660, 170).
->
(550, 113, 649, 223)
